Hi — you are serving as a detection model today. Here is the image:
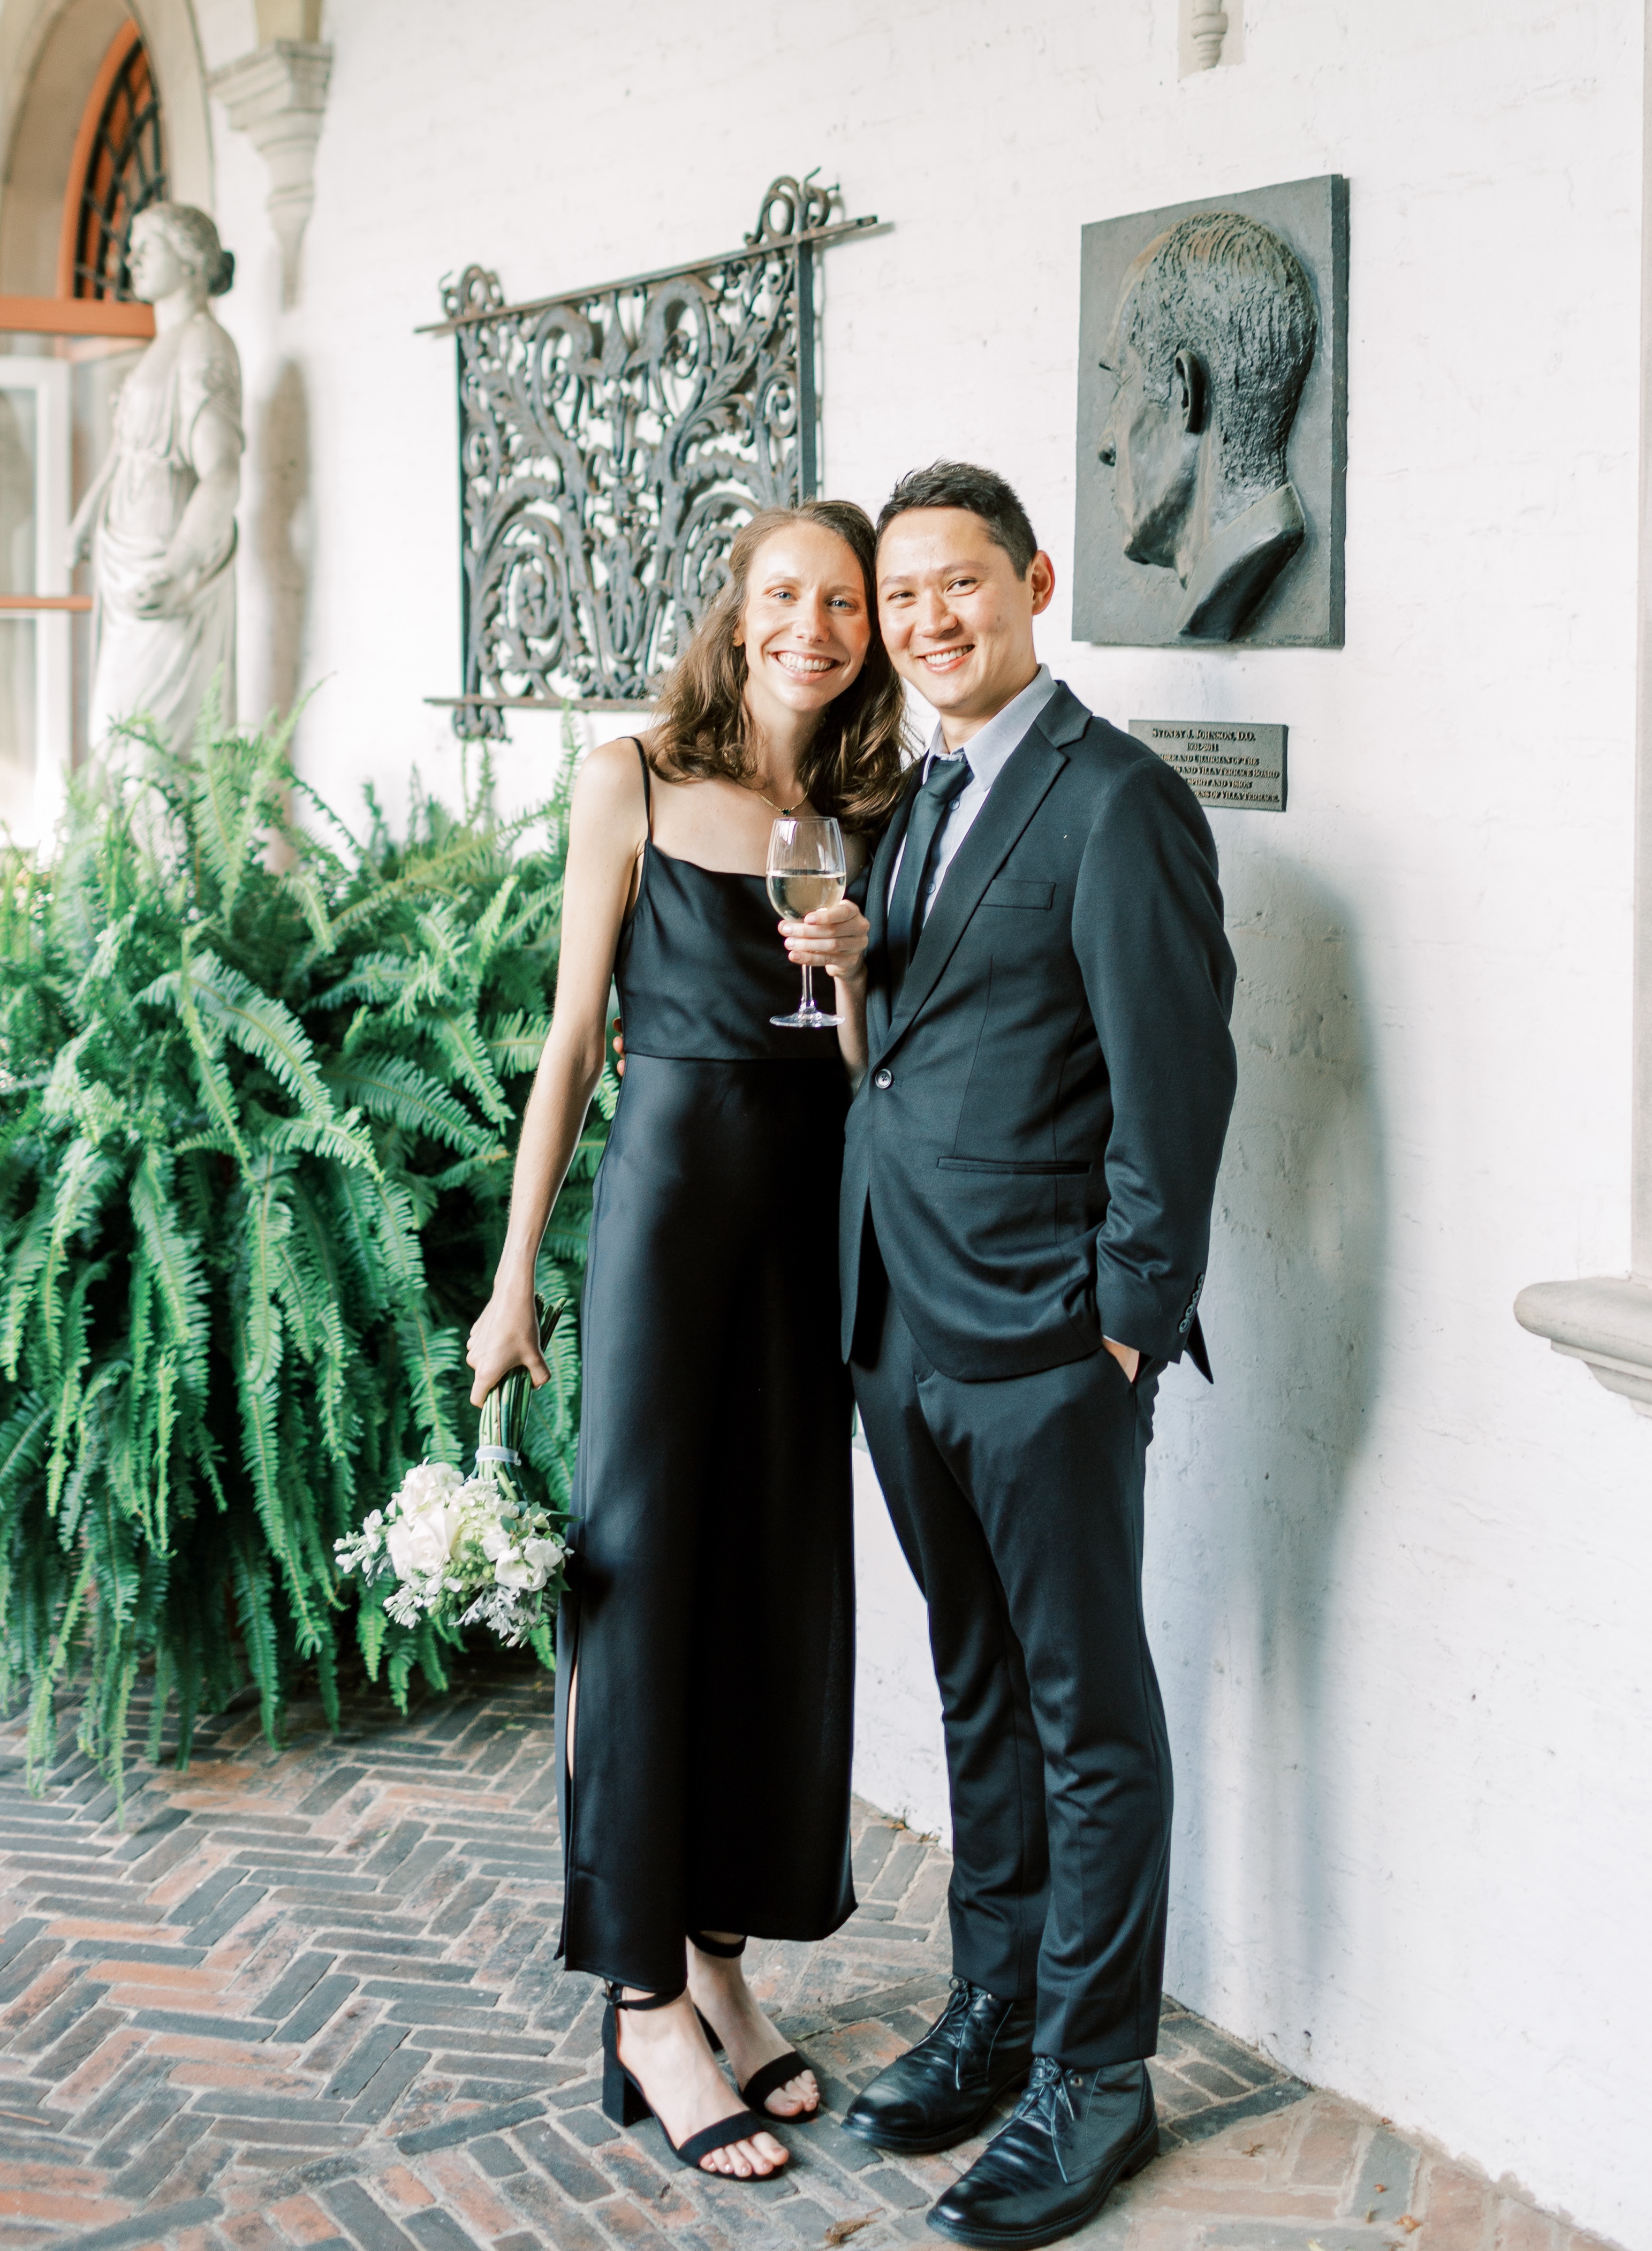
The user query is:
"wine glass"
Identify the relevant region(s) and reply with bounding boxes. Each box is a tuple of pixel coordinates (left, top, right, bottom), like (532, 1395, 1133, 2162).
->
(767, 814, 847, 1028)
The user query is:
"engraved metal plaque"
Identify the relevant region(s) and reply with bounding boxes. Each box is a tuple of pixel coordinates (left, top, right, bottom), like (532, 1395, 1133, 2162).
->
(1130, 721, 1287, 810)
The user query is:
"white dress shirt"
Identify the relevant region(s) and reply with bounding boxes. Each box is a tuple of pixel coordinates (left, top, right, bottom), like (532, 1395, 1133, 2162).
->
(886, 665, 1059, 926)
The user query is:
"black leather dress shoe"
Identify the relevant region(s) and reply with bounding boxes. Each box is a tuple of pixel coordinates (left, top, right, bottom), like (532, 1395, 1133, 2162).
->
(842, 1977, 1036, 2155)
(926, 2055, 1157, 2248)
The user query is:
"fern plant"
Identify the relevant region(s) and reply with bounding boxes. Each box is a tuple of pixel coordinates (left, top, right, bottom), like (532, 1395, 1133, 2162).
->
(0, 713, 610, 1792)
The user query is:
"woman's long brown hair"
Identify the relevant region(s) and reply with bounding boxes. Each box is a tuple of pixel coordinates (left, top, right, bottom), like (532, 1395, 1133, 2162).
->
(647, 501, 908, 832)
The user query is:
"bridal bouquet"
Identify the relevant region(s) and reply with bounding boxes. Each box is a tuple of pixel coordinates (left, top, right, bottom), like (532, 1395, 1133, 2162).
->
(335, 1306, 568, 1656)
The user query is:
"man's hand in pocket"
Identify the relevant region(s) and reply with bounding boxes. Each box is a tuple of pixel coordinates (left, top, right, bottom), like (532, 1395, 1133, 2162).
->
(1103, 1337, 1141, 1384)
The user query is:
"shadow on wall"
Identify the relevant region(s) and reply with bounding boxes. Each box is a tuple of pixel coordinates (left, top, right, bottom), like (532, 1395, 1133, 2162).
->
(1150, 846, 1385, 2069)
(254, 359, 312, 720)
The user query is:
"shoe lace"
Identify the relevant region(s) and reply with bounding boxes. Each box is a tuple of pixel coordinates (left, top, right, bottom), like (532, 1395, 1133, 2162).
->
(931, 1975, 975, 2047)
(1012, 2054, 1082, 2135)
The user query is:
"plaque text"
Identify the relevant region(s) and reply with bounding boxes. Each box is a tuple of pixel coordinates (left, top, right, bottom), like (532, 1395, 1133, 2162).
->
(1127, 721, 1288, 811)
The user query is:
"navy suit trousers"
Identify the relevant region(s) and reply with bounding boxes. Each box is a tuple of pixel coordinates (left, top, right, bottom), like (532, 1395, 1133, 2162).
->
(851, 1236, 1172, 2067)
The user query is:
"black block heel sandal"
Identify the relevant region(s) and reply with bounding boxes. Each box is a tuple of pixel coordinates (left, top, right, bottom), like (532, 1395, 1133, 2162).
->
(600, 1984, 776, 2174)
(686, 1930, 821, 2122)
(686, 1929, 737, 2053)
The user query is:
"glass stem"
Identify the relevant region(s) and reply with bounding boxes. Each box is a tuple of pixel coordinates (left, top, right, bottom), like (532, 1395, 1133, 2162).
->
(801, 964, 815, 1013)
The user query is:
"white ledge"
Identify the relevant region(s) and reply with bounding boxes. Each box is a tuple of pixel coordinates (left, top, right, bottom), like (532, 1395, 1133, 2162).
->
(1514, 1274, 1652, 1413)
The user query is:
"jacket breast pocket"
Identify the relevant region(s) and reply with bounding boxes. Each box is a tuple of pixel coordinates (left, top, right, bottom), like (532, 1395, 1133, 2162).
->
(983, 878, 1054, 910)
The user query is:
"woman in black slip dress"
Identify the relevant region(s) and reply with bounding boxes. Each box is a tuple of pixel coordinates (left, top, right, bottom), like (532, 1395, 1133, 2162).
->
(466, 501, 906, 2182)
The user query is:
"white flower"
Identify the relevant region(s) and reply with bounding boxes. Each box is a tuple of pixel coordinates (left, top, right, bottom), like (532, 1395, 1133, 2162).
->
(383, 1581, 431, 1626)
(384, 1462, 466, 1581)
(334, 1522, 387, 1579)
(394, 1461, 464, 1515)
(387, 1507, 461, 1579)
(494, 1550, 546, 1593)
(480, 1525, 512, 1563)
(524, 1536, 564, 1574)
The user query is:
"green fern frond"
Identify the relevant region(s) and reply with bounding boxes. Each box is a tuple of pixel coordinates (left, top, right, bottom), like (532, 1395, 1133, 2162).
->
(324, 1052, 497, 1156)
(178, 948, 340, 1126)
(1, 1201, 52, 1379)
(467, 871, 519, 980)
(483, 1011, 550, 1073)
(427, 1150, 511, 1194)
(165, 947, 252, 1168)
(263, 1115, 382, 1175)
(280, 865, 334, 953)
(130, 1151, 210, 1397)
(40, 1141, 116, 1378)
(237, 1151, 294, 1389)
(426, 1009, 512, 1128)
(310, 952, 409, 1011)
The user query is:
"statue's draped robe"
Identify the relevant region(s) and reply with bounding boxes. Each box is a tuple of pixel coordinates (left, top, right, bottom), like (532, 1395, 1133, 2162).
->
(89, 312, 242, 751)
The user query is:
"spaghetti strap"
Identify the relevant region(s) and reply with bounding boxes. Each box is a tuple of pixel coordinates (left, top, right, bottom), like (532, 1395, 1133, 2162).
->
(631, 737, 652, 837)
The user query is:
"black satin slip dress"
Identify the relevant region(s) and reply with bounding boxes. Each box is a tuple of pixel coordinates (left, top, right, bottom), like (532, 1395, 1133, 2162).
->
(557, 741, 859, 1990)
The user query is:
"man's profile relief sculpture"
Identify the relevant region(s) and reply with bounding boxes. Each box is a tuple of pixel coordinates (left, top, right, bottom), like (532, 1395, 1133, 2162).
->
(1073, 174, 1346, 650)
(71, 202, 243, 753)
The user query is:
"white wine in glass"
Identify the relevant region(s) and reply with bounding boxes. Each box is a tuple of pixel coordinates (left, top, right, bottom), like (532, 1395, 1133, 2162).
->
(767, 814, 847, 1029)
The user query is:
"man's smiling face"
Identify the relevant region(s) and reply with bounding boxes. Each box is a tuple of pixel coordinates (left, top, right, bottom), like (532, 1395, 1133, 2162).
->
(876, 508, 1055, 739)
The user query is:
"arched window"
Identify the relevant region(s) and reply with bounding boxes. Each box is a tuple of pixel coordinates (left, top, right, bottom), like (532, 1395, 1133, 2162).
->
(0, 17, 166, 845)
(61, 21, 166, 302)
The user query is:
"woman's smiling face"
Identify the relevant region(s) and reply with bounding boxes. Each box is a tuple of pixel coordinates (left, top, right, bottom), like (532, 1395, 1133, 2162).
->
(735, 521, 873, 726)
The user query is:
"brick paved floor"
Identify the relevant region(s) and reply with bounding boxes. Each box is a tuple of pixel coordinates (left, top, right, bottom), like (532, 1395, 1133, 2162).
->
(0, 1657, 1617, 2251)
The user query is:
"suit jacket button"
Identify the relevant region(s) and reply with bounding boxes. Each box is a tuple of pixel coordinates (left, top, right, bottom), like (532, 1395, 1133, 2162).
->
(873, 1067, 893, 1090)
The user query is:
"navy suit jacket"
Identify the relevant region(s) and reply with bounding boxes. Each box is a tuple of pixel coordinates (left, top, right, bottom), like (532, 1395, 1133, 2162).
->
(840, 681, 1238, 1382)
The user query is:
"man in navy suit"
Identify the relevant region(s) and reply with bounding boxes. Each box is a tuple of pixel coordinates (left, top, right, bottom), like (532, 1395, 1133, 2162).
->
(839, 462, 1237, 2248)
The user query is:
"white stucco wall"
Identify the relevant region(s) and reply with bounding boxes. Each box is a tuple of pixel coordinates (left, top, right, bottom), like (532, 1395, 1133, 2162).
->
(7, 0, 1645, 2233)
(851, 1439, 948, 1840)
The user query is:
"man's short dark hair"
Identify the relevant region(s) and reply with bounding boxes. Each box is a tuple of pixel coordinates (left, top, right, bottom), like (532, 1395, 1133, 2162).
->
(876, 461, 1039, 578)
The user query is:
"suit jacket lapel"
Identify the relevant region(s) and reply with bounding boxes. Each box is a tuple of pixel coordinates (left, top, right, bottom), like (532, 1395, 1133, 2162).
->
(865, 766, 923, 1054)
(876, 706, 1078, 1059)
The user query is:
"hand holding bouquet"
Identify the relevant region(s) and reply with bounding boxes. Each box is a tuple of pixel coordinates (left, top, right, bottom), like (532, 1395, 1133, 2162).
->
(335, 1302, 567, 1661)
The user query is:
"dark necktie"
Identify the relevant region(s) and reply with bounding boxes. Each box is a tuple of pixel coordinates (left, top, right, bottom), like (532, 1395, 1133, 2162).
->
(886, 753, 971, 997)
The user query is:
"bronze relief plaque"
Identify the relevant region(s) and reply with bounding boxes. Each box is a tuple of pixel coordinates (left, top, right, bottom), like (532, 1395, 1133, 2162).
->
(1074, 174, 1347, 649)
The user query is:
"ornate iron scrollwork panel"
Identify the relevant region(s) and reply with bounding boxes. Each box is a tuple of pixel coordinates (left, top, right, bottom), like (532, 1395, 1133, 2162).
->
(435, 175, 877, 736)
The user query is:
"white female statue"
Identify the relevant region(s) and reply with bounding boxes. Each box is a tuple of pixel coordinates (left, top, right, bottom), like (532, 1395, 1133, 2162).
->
(71, 203, 242, 752)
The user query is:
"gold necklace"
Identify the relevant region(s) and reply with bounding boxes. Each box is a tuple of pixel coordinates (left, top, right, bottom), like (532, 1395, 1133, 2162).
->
(744, 778, 803, 816)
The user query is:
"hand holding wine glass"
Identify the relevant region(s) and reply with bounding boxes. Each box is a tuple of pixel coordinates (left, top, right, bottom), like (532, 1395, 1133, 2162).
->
(767, 815, 847, 1028)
